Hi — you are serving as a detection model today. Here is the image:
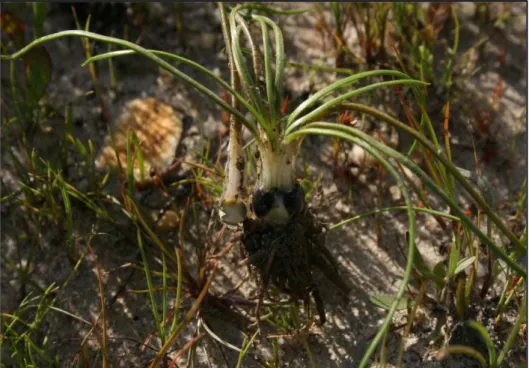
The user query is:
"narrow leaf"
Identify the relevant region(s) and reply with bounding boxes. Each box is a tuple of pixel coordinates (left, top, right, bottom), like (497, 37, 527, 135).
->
(371, 295, 409, 311)
(454, 256, 476, 276)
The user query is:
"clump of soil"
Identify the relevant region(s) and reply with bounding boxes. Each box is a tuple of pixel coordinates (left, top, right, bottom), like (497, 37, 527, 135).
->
(239, 206, 351, 325)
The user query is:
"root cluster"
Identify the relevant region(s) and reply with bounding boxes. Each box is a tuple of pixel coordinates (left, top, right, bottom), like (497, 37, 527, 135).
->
(239, 207, 350, 324)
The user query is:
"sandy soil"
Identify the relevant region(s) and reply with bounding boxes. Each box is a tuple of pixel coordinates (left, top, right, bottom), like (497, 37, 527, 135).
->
(1, 3, 526, 367)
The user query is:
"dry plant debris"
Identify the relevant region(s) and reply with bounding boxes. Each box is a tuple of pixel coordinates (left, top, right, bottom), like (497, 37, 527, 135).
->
(95, 97, 183, 185)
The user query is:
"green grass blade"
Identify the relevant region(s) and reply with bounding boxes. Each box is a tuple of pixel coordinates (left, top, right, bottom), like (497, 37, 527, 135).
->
(288, 122, 526, 278)
(454, 256, 477, 276)
(253, 15, 285, 108)
(287, 79, 427, 134)
(232, 24, 273, 139)
(136, 229, 165, 343)
(0, 29, 259, 138)
(237, 4, 313, 15)
(229, 7, 270, 130)
(286, 69, 412, 126)
(31, 3, 48, 39)
(235, 330, 260, 368)
(329, 205, 460, 231)
(233, 7, 261, 82)
(467, 320, 497, 368)
(170, 248, 183, 334)
(258, 19, 276, 124)
(131, 131, 145, 184)
(125, 130, 135, 196)
(58, 176, 74, 253)
(442, 5, 460, 90)
(161, 253, 168, 344)
(496, 290, 527, 366)
(286, 125, 416, 368)
(150, 263, 218, 368)
(83, 48, 262, 136)
(438, 345, 487, 367)
(336, 102, 524, 252)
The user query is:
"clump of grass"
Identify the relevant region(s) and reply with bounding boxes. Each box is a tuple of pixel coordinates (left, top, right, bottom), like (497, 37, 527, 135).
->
(320, 3, 526, 366)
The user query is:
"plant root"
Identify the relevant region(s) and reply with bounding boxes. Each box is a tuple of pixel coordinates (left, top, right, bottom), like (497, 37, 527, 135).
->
(239, 206, 350, 325)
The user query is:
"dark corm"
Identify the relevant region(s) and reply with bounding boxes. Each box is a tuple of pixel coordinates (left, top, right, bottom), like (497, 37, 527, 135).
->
(251, 189, 276, 218)
(251, 183, 305, 221)
(283, 183, 305, 216)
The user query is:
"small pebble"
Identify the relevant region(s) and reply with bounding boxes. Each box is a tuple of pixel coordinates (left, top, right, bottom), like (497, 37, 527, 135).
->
(335, 199, 352, 214)
(322, 183, 338, 196)
(368, 184, 378, 194)
(153, 210, 180, 233)
(202, 114, 220, 139)
(389, 185, 401, 201)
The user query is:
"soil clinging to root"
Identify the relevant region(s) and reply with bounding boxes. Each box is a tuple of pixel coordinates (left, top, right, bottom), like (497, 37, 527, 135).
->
(239, 206, 351, 325)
